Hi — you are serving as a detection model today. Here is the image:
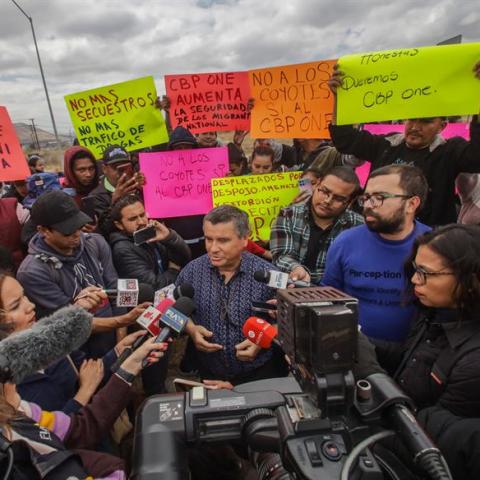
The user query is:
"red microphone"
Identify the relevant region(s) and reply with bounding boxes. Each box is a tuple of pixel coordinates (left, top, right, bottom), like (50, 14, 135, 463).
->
(136, 298, 175, 336)
(111, 298, 175, 372)
(242, 316, 278, 349)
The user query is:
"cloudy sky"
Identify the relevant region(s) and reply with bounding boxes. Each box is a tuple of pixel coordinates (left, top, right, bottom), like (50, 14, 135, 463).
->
(0, 0, 478, 135)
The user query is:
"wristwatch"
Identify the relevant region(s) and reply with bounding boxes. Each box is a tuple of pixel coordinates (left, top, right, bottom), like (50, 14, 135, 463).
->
(115, 367, 136, 384)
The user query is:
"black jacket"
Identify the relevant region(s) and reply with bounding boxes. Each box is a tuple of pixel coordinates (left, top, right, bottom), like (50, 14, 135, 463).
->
(329, 118, 480, 226)
(109, 229, 191, 290)
(84, 179, 113, 237)
(374, 309, 480, 417)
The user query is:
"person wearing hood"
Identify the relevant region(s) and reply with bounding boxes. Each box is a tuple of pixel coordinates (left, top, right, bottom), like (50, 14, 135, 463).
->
(253, 138, 296, 169)
(62, 145, 99, 207)
(16, 191, 148, 358)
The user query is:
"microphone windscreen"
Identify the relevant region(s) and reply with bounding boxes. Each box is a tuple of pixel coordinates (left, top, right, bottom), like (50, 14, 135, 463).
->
(242, 316, 277, 349)
(171, 296, 196, 316)
(138, 283, 155, 303)
(0, 306, 92, 384)
(253, 270, 270, 283)
(174, 283, 195, 300)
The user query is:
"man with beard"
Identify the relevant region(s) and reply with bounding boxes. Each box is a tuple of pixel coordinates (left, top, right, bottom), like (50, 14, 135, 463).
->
(322, 164, 430, 342)
(270, 166, 363, 284)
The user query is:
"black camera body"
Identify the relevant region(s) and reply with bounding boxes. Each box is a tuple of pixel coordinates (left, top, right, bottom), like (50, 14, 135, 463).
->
(130, 287, 436, 480)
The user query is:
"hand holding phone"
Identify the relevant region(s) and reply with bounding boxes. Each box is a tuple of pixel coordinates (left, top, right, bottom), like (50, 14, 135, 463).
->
(133, 225, 157, 246)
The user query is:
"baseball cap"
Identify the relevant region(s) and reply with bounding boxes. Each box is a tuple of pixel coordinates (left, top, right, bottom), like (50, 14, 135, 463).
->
(102, 145, 131, 165)
(31, 190, 92, 235)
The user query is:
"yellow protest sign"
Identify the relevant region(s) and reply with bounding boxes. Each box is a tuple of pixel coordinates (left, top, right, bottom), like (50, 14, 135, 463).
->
(212, 172, 302, 241)
(336, 43, 480, 125)
(249, 60, 336, 139)
(65, 76, 168, 158)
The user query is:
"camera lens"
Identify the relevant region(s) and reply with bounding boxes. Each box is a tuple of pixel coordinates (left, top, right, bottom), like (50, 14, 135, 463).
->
(254, 452, 292, 480)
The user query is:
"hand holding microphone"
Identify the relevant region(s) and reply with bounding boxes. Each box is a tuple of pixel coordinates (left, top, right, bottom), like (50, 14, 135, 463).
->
(254, 269, 311, 289)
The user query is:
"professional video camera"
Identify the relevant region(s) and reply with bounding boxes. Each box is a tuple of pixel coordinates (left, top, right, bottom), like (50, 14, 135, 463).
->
(130, 287, 452, 480)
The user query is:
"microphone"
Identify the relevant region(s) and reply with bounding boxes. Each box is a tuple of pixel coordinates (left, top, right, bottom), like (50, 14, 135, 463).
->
(0, 306, 92, 384)
(242, 316, 279, 349)
(104, 280, 154, 306)
(174, 282, 194, 300)
(111, 298, 175, 372)
(254, 270, 310, 289)
(153, 282, 195, 305)
(142, 296, 196, 367)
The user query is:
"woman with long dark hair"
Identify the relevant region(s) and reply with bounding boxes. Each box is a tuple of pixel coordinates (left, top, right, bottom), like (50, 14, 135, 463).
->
(374, 224, 480, 478)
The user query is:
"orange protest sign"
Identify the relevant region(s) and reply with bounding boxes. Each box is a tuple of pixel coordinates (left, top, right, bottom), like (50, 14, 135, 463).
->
(0, 107, 30, 182)
(165, 71, 250, 133)
(249, 60, 336, 139)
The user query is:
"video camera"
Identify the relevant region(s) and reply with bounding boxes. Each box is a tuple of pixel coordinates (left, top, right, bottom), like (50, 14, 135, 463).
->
(130, 287, 451, 480)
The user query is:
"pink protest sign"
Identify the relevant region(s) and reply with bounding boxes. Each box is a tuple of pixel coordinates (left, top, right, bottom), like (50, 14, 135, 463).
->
(355, 123, 470, 187)
(364, 123, 470, 139)
(140, 147, 228, 218)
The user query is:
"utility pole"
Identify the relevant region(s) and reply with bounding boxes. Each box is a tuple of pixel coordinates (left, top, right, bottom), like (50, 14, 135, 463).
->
(11, 0, 60, 146)
(29, 118, 40, 149)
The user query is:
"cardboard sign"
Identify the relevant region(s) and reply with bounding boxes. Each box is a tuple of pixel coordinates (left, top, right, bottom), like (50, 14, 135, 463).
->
(65, 76, 168, 158)
(140, 147, 228, 218)
(249, 60, 336, 139)
(165, 71, 250, 133)
(0, 107, 30, 182)
(336, 43, 480, 124)
(211, 171, 302, 241)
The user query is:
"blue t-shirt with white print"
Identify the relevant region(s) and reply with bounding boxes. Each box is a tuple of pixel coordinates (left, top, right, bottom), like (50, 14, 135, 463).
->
(322, 222, 430, 342)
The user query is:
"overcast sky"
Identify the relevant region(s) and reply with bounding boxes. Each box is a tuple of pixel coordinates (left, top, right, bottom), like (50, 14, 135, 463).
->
(0, 0, 478, 134)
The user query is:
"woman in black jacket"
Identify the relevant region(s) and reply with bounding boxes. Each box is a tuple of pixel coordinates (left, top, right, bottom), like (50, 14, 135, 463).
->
(374, 224, 480, 479)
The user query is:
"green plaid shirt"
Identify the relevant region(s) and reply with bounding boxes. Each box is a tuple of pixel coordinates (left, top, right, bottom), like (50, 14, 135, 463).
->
(270, 200, 363, 283)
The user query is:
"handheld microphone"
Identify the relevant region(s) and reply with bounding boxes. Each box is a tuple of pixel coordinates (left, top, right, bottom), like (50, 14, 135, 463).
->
(111, 298, 175, 372)
(242, 316, 279, 349)
(142, 296, 196, 367)
(254, 270, 311, 289)
(104, 280, 154, 306)
(153, 282, 195, 305)
(0, 306, 92, 384)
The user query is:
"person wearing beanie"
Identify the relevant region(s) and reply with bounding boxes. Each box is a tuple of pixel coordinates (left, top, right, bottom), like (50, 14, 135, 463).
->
(167, 126, 198, 150)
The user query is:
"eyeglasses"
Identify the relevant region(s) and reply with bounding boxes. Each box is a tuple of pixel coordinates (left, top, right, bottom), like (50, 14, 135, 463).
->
(411, 261, 455, 286)
(357, 193, 413, 209)
(316, 186, 350, 205)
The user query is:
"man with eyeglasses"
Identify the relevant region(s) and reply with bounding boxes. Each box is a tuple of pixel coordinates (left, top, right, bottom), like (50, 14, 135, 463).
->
(270, 166, 363, 284)
(327, 61, 480, 226)
(322, 164, 430, 342)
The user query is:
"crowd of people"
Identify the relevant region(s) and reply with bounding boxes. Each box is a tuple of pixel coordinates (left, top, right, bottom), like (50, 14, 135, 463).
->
(0, 61, 479, 479)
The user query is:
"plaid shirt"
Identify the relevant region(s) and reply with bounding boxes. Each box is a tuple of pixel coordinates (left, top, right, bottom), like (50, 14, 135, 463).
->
(270, 200, 363, 283)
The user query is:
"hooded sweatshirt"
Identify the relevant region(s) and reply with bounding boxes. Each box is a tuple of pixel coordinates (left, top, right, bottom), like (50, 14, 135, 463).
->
(63, 146, 100, 206)
(17, 232, 119, 357)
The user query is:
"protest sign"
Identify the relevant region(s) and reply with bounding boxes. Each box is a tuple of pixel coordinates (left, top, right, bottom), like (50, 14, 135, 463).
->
(0, 107, 30, 182)
(65, 76, 168, 158)
(140, 147, 228, 218)
(212, 171, 302, 241)
(165, 71, 250, 133)
(249, 60, 336, 139)
(354, 122, 470, 187)
(336, 43, 480, 125)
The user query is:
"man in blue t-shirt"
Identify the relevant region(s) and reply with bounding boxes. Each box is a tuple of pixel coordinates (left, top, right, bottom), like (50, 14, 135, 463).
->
(322, 165, 431, 342)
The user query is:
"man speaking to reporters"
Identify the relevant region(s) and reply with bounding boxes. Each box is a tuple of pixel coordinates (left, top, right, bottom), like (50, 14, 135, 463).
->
(176, 205, 287, 385)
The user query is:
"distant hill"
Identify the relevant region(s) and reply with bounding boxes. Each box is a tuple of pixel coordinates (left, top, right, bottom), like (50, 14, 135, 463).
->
(14, 123, 71, 147)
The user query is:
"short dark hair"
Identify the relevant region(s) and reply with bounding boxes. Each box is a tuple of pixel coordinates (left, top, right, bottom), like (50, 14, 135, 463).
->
(71, 150, 95, 165)
(204, 205, 250, 238)
(368, 164, 428, 210)
(252, 146, 274, 163)
(111, 194, 143, 223)
(405, 224, 480, 319)
(322, 165, 361, 197)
